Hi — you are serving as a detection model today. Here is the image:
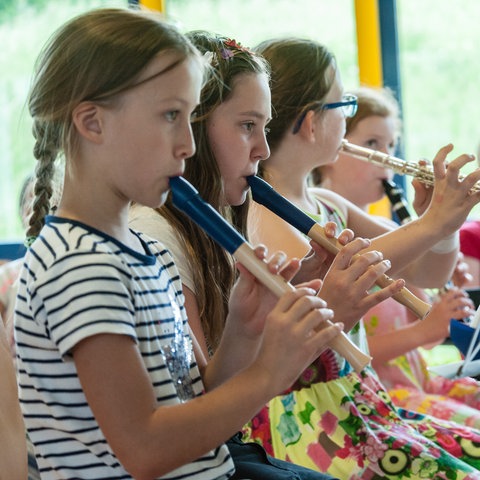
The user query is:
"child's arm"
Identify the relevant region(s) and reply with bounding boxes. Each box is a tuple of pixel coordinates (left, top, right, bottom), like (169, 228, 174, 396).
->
(183, 286, 211, 360)
(73, 287, 341, 480)
(345, 145, 480, 288)
(367, 286, 474, 365)
(0, 320, 27, 480)
(203, 248, 310, 388)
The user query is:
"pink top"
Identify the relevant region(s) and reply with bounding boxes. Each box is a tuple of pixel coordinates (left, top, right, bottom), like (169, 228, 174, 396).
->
(460, 220, 480, 260)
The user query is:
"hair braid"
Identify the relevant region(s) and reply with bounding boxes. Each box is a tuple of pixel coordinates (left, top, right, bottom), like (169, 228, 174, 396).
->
(25, 120, 59, 243)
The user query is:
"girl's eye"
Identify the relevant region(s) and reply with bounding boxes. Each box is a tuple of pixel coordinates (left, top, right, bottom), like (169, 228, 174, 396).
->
(165, 111, 179, 122)
(243, 121, 255, 132)
(365, 139, 378, 149)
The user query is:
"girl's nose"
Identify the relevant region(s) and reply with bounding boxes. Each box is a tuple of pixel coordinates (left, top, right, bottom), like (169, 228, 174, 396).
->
(178, 123, 196, 159)
(254, 134, 270, 162)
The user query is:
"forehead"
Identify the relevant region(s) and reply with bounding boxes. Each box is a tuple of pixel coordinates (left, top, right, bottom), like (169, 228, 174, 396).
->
(231, 71, 269, 94)
(134, 52, 203, 98)
(323, 66, 343, 101)
(353, 115, 398, 138)
(224, 72, 271, 110)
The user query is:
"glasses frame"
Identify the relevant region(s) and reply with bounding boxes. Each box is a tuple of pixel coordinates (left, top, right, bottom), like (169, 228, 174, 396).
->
(292, 93, 358, 134)
(323, 94, 358, 116)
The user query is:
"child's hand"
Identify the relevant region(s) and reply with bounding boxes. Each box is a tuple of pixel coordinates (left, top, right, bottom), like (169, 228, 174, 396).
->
(411, 173, 432, 218)
(252, 288, 343, 394)
(318, 237, 405, 332)
(416, 287, 475, 345)
(451, 252, 474, 288)
(293, 222, 355, 284)
(421, 145, 480, 235)
(228, 245, 321, 340)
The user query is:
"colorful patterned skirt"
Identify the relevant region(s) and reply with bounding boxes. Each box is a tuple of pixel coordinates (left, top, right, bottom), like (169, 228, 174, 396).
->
(243, 350, 480, 479)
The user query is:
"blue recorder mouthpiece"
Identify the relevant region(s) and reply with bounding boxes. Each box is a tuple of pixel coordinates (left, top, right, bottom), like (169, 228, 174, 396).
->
(169, 176, 244, 254)
(247, 175, 315, 234)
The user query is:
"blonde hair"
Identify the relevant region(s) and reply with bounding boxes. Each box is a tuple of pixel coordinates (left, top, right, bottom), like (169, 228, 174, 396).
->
(26, 7, 199, 242)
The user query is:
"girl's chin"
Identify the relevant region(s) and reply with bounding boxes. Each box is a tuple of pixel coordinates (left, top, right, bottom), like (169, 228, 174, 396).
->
(228, 192, 247, 207)
(322, 150, 341, 165)
(146, 191, 168, 209)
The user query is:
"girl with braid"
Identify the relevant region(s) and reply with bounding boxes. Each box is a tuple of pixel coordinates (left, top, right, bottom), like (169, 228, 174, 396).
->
(14, 9, 344, 479)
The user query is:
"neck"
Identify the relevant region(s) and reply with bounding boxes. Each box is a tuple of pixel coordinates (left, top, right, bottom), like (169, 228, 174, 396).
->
(261, 161, 317, 214)
(320, 175, 369, 211)
(57, 178, 138, 249)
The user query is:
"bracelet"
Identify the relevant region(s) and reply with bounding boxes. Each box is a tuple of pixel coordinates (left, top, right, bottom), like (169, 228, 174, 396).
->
(430, 231, 460, 254)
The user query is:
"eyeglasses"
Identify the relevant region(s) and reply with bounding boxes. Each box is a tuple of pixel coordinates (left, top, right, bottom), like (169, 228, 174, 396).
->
(323, 94, 358, 117)
(292, 93, 358, 134)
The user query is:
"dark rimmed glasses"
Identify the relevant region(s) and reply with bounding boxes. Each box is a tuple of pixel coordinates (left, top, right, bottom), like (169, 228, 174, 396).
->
(292, 93, 358, 134)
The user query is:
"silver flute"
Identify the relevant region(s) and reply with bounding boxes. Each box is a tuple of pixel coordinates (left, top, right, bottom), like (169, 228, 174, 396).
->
(340, 139, 479, 192)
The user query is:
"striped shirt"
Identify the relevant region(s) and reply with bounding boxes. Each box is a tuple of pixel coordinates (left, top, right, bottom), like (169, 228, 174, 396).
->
(14, 216, 233, 480)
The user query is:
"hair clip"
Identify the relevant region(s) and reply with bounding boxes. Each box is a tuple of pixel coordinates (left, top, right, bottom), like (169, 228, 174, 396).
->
(219, 38, 254, 61)
(220, 48, 235, 61)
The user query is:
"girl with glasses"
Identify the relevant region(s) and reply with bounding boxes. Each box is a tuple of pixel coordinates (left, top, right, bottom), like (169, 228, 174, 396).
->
(244, 37, 480, 478)
(317, 85, 480, 429)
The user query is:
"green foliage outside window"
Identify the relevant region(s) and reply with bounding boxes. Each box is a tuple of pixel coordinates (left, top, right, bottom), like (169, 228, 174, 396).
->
(2, 0, 480, 239)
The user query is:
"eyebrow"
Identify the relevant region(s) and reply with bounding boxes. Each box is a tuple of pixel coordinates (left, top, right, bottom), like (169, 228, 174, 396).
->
(239, 111, 271, 121)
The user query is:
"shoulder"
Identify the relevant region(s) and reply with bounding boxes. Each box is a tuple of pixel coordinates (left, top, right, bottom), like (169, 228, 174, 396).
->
(129, 204, 165, 233)
(129, 206, 195, 292)
(248, 200, 300, 238)
(309, 187, 348, 217)
(24, 218, 157, 295)
(129, 205, 179, 247)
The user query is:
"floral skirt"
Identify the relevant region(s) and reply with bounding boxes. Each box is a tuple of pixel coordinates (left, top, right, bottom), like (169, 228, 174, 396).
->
(387, 376, 480, 430)
(243, 366, 480, 479)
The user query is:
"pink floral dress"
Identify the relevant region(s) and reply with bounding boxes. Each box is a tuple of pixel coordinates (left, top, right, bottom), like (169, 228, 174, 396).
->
(364, 297, 480, 429)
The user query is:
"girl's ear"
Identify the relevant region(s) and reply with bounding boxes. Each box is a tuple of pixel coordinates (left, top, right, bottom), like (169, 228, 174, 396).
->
(297, 109, 317, 143)
(72, 102, 103, 143)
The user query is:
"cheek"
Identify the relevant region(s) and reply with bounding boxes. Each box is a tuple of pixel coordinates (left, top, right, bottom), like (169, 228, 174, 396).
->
(322, 114, 345, 148)
(216, 152, 234, 179)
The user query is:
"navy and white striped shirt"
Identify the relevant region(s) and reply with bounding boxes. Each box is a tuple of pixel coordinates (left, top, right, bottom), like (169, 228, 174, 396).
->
(14, 216, 233, 479)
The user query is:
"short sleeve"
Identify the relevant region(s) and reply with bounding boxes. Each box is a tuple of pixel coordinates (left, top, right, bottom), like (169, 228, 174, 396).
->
(29, 252, 136, 357)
